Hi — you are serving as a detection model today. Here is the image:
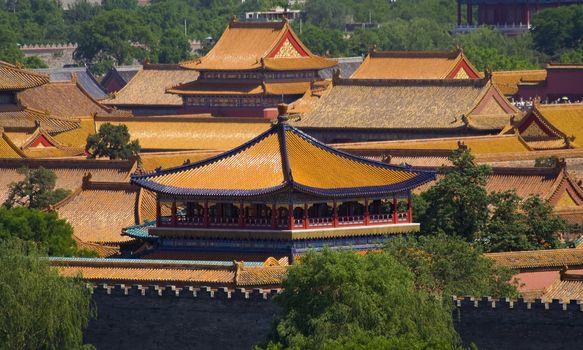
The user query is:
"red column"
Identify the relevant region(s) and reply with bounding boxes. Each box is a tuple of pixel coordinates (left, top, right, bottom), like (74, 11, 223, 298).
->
(364, 198, 369, 225)
(303, 203, 308, 229)
(204, 200, 209, 227)
(239, 202, 245, 228)
(271, 203, 277, 228)
(526, 5, 531, 26)
(156, 196, 161, 227)
(407, 193, 412, 223)
(288, 204, 294, 229)
(333, 200, 338, 227)
(171, 200, 177, 226)
(457, 1, 462, 25)
(392, 196, 398, 224)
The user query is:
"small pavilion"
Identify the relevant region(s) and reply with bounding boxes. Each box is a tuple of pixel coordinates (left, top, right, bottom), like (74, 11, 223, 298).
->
(129, 105, 435, 261)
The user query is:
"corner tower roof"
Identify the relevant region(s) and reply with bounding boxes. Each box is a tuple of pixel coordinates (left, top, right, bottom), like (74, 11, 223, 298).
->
(180, 20, 337, 71)
(131, 115, 435, 198)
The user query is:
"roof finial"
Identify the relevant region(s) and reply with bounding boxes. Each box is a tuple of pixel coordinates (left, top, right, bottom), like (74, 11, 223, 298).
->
(484, 68, 492, 81)
(230, 15, 237, 24)
(277, 103, 289, 124)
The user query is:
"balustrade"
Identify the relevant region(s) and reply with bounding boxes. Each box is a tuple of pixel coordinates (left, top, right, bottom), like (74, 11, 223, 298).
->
(157, 198, 413, 230)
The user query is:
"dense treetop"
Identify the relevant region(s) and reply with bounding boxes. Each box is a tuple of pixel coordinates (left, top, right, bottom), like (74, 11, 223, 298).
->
(0, 0, 581, 72)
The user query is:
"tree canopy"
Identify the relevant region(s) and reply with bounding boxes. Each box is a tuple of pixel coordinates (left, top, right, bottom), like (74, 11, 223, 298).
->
(265, 249, 459, 349)
(85, 123, 140, 160)
(0, 239, 94, 349)
(3, 167, 71, 210)
(416, 147, 568, 252)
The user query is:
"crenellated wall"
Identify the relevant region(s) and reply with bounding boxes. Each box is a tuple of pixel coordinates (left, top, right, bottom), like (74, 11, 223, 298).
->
(84, 285, 583, 350)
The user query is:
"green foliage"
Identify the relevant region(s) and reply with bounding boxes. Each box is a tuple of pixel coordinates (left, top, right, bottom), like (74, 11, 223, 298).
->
(0, 207, 90, 256)
(85, 122, 140, 160)
(74, 9, 155, 68)
(418, 148, 491, 240)
(266, 249, 459, 350)
(532, 5, 583, 59)
(385, 234, 519, 299)
(418, 147, 568, 252)
(156, 28, 192, 64)
(0, 239, 95, 350)
(3, 167, 71, 210)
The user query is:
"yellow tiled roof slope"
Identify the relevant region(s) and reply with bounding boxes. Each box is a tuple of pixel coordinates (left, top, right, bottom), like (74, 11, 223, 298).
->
(0, 61, 49, 90)
(486, 248, 583, 269)
(0, 132, 24, 158)
(180, 20, 336, 71)
(351, 50, 478, 79)
(333, 134, 531, 155)
(95, 116, 270, 151)
(132, 121, 435, 197)
(297, 79, 511, 130)
(492, 70, 547, 96)
(534, 103, 583, 147)
(104, 65, 199, 106)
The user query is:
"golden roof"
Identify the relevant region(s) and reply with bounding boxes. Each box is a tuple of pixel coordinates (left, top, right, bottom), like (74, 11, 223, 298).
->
(53, 258, 287, 287)
(180, 20, 336, 71)
(351, 50, 480, 80)
(104, 64, 199, 106)
(0, 131, 25, 158)
(132, 119, 435, 198)
(333, 134, 531, 155)
(527, 103, 583, 148)
(54, 182, 139, 244)
(492, 70, 547, 96)
(17, 80, 123, 119)
(52, 118, 96, 148)
(486, 248, 583, 269)
(0, 104, 81, 134)
(0, 61, 49, 90)
(297, 78, 517, 130)
(95, 116, 270, 151)
(139, 150, 219, 172)
(0, 158, 134, 204)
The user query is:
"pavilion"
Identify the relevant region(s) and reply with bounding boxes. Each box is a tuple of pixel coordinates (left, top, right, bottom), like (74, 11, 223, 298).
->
(128, 105, 435, 261)
(168, 18, 337, 118)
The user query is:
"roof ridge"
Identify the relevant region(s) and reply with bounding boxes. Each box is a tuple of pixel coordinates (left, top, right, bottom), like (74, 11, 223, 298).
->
(368, 50, 460, 59)
(337, 77, 488, 87)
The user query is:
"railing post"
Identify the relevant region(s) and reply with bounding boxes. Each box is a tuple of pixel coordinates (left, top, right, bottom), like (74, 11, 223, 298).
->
(303, 203, 308, 229)
(364, 198, 369, 226)
(288, 204, 294, 230)
(392, 196, 398, 224)
(156, 196, 161, 227)
(171, 200, 177, 226)
(204, 200, 209, 228)
(271, 203, 277, 229)
(239, 202, 245, 228)
(333, 200, 338, 228)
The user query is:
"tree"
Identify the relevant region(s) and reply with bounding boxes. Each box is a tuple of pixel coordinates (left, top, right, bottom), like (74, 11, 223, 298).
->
(417, 147, 491, 240)
(85, 123, 140, 160)
(74, 9, 155, 70)
(531, 5, 583, 57)
(156, 28, 192, 64)
(0, 206, 90, 256)
(385, 234, 519, 299)
(3, 167, 71, 210)
(0, 239, 94, 349)
(265, 249, 459, 349)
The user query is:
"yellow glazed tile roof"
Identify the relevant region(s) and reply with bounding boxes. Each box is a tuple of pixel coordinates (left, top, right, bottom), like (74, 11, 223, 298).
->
(132, 121, 435, 197)
(531, 103, 583, 148)
(332, 134, 531, 155)
(104, 65, 199, 106)
(53, 118, 95, 148)
(492, 70, 547, 96)
(139, 150, 220, 172)
(0, 61, 49, 90)
(180, 20, 336, 71)
(0, 132, 25, 158)
(0, 159, 134, 203)
(351, 50, 479, 80)
(95, 116, 269, 151)
(55, 184, 138, 244)
(486, 248, 583, 269)
(296, 79, 515, 130)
